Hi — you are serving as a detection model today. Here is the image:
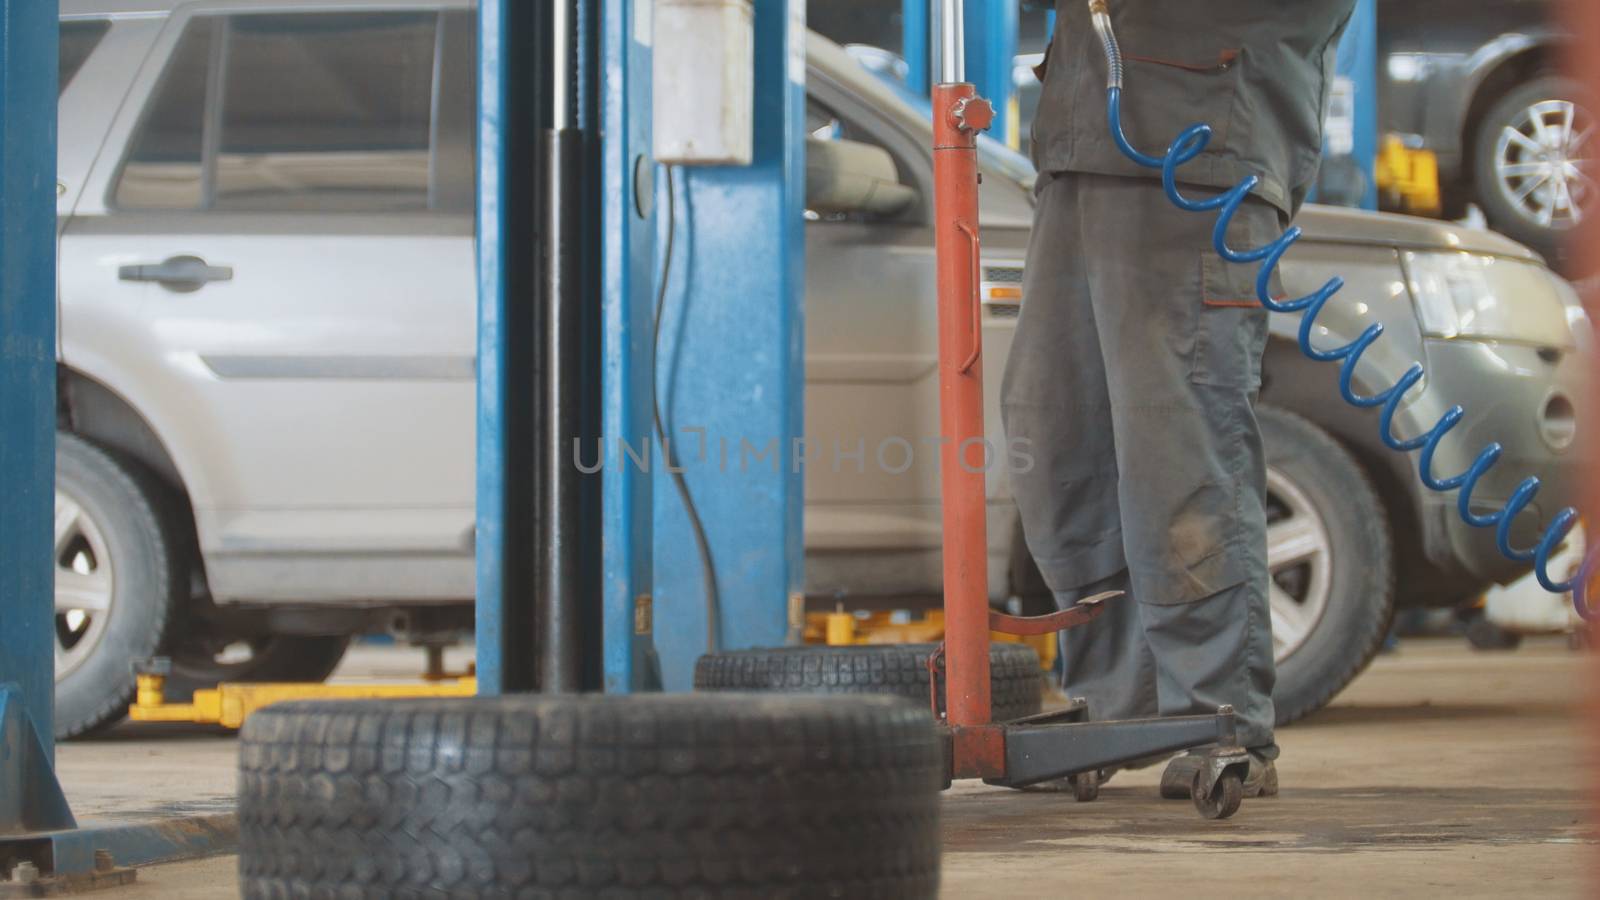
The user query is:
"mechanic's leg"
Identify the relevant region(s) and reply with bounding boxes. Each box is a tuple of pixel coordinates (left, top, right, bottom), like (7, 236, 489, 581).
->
(1056, 569, 1159, 722)
(1078, 174, 1278, 754)
(1001, 172, 1156, 720)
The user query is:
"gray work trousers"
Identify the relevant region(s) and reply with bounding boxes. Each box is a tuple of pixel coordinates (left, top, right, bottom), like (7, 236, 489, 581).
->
(1000, 171, 1279, 753)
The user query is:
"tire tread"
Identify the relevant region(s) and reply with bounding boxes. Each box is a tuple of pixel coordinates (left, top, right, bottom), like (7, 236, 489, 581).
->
(694, 642, 1042, 722)
(238, 695, 942, 897)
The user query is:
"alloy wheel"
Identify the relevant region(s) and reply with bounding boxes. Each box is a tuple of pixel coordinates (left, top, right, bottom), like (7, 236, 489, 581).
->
(1494, 98, 1595, 230)
(1265, 466, 1333, 662)
(54, 488, 115, 679)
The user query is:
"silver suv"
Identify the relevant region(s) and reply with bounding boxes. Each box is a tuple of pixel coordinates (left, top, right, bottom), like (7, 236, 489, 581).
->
(52, 3, 1586, 736)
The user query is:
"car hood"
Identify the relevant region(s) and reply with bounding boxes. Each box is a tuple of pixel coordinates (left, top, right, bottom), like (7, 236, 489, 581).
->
(1292, 204, 1544, 262)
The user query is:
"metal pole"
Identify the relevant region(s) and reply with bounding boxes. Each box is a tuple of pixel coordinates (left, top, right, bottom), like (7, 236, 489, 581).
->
(539, 0, 593, 693)
(939, 0, 965, 84)
(0, 0, 60, 757)
(551, 0, 572, 128)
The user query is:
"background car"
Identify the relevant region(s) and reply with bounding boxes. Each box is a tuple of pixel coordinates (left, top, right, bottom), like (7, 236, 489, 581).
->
(1375, 0, 1591, 267)
(51, 4, 1585, 737)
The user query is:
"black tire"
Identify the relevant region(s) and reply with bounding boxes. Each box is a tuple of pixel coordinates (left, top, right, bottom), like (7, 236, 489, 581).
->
(163, 634, 351, 702)
(53, 433, 185, 739)
(694, 642, 1042, 722)
(238, 694, 942, 897)
(1472, 74, 1594, 261)
(1261, 407, 1395, 725)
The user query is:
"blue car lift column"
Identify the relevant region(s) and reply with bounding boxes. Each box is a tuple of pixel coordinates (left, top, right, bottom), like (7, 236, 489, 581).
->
(0, 0, 71, 835)
(480, 0, 801, 692)
(476, 0, 606, 694)
(648, 0, 808, 689)
(599, 0, 659, 691)
(2, 1, 233, 882)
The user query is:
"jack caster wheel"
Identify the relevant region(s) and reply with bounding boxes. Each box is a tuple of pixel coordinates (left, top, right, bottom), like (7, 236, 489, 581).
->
(1070, 771, 1100, 803)
(1192, 770, 1243, 820)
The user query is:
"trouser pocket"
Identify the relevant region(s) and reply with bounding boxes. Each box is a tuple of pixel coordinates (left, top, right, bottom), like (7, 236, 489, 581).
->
(1190, 252, 1271, 388)
(1188, 196, 1284, 389)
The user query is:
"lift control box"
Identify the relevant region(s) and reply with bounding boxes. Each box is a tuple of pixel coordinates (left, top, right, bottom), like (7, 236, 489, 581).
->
(652, 0, 754, 165)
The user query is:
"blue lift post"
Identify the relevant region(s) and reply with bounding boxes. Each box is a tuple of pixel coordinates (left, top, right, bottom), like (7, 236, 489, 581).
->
(963, 0, 1017, 149)
(649, 0, 808, 689)
(475, 0, 549, 695)
(480, 0, 657, 693)
(0, 0, 74, 836)
(903, 0, 929, 96)
(599, 0, 660, 692)
(1337, 0, 1379, 211)
(2, 1, 236, 879)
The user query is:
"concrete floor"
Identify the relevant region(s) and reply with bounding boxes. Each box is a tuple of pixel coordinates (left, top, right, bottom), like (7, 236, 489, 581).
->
(55, 638, 1595, 898)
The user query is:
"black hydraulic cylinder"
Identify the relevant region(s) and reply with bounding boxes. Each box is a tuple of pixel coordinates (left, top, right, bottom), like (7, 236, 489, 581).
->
(538, 126, 586, 693)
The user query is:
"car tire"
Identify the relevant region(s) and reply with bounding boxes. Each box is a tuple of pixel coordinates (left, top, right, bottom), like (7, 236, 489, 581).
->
(238, 694, 942, 897)
(53, 433, 185, 739)
(163, 634, 351, 702)
(1472, 73, 1595, 262)
(1260, 407, 1395, 725)
(693, 642, 1043, 722)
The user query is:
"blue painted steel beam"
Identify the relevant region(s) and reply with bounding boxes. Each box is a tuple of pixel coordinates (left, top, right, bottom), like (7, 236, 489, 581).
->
(0, 692, 74, 835)
(0, 0, 60, 760)
(903, 0, 929, 95)
(1337, 0, 1379, 210)
(964, 0, 1017, 145)
(650, 0, 807, 689)
(600, 0, 659, 692)
(475, 0, 547, 694)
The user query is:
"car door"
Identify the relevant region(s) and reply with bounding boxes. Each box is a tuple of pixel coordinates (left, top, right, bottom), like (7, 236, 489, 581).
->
(802, 79, 947, 600)
(59, 3, 478, 604)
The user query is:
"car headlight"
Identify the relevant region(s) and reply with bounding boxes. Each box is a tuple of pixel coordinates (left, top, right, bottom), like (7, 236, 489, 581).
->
(1404, 250, 1575, 348)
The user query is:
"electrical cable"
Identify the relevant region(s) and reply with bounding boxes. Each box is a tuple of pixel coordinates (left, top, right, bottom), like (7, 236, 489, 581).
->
(652, 164, 723, 650)
(1089, 0, 1598, 617)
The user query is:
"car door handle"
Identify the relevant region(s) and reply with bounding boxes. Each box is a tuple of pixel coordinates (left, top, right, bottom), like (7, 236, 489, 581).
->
(118, 255, 233, 293)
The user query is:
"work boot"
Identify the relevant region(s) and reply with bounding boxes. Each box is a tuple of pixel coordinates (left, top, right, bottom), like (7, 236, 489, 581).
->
(1158, 749, 1278, 800)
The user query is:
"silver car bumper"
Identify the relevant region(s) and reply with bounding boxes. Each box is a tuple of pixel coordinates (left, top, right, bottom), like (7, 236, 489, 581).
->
(1416, 339, 1586, 585)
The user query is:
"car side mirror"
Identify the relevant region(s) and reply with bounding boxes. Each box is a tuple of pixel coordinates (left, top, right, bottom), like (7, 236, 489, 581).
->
(805, 136, 916, 218)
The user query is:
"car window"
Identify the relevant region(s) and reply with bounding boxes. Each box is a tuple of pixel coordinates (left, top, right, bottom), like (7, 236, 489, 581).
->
(115, 11, 470, 214)
(59, 20, 110, 96)
(431, 11, 476, 212)
(115, 19, 211, 209)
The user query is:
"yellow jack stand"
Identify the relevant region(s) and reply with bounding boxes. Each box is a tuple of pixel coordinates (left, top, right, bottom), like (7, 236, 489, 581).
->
(128, 657, 476, 730)
(803, 608, 1059, 671)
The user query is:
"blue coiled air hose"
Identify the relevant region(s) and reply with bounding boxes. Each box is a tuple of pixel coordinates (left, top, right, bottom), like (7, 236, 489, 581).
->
(1087, 1, 1598, 618)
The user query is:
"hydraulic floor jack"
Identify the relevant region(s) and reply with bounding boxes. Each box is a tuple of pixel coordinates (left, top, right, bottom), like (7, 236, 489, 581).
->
(925, 0, 1250, 819)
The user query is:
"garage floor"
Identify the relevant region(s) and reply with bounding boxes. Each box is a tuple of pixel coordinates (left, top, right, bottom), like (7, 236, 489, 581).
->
(56, 638, 1593, 898)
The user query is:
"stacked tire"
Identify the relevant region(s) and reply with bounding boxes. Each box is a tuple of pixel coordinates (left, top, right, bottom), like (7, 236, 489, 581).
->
(238, 694, 942, 898)
(693, 642, 1044, 722)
